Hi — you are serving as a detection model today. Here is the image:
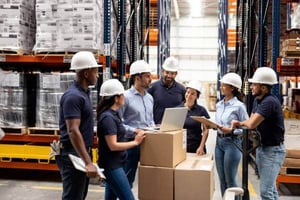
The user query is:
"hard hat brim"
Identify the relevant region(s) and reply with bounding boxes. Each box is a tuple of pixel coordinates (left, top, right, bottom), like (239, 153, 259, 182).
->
(130, 68, 153, 75)
(248, 78, 278, 85)
(219, 80, 241, 89)
(162, 66, 178, 72)
(70, 64, 102, 71)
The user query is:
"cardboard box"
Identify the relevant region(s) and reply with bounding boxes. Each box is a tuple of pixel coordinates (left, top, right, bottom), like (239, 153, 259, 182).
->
(284, 119, 300, 135)
(283, 158, 300, 168)
(140, 129, 186, 168)
(186, 153, 213, 161)
(138, 165, 174, 200)
(175, 160, 214, 200)
(286, 149, 300, 159)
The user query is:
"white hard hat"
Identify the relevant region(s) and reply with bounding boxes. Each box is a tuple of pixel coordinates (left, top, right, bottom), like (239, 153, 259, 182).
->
(248, 67, 278, 85)
(162, 56, 179, 72)
(130, 60, 152, 75)
(220, 73, 242, 89)
(186, 80, 202, 94)
(100, 79, 125, 97)
(70, 51, 101, 71)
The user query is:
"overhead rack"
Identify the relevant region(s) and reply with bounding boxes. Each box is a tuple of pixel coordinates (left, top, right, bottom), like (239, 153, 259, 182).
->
(0, 0, 156, 171)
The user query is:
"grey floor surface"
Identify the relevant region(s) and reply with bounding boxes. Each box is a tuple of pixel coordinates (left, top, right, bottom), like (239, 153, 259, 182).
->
(0, 112, 299, 199)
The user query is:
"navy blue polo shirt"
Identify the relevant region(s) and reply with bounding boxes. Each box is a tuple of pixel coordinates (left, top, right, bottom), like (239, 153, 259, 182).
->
(252, 93, 284, 146)
(179, 103, 210, 152)
(148, 79, 186, 124)
(97, 109, 127, 169)
(59, 81, 94, 148)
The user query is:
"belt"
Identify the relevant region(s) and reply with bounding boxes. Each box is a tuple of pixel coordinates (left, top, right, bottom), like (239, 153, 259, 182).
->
(261, 142, 284, 147)
(217, 133, 232, 138)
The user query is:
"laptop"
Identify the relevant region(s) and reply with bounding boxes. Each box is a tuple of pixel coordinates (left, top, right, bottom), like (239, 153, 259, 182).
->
(143, 107, 188, 132)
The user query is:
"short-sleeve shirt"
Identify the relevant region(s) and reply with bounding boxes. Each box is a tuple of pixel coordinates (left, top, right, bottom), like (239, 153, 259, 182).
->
(97, 109, 127, 169)
(252, 93, 284, 146)
(59, 81, 94, 148)
(148, 79, 186, 124)
(215, 97, 249, 135)
(179, 103, 210, 150)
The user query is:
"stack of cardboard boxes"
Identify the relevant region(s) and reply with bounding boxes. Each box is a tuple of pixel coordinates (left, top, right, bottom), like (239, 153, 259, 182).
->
(138, 129, 214, 200)
(34, 0, 103, 53)
(0, 0, 36, 54)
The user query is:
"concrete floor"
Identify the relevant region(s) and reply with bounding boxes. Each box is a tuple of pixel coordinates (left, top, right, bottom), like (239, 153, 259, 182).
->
(0, 112, 299, 199)
(0, 129, 299, 200)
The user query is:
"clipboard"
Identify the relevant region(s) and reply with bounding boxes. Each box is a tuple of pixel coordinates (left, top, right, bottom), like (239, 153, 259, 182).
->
(68, 154, 106, 179)
(190, 116, 219, 129)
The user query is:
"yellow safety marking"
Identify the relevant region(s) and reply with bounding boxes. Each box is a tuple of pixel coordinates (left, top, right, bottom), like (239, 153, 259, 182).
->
(238, 163, 258, 198)
(32, 186, 104, 193)
(32, 186, 62, 191)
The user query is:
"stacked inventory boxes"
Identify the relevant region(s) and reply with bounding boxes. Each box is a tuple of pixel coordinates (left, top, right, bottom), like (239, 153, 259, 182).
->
(205, 82, 217, 111)
(139, 130, 214, 200)
(0, 70, 36, 128)
(0, 0, 36, 54)
(36, 72, 75, 128)
(277, 119, 300, 186)
(34, 0, 104, 53)
(36, 72, 98, 128)
(281, 38, 300, 57)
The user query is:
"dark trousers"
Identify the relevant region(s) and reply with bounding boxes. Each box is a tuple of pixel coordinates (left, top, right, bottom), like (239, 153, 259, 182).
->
(124, 145, 140, 188)
(56, 149, 90, 200)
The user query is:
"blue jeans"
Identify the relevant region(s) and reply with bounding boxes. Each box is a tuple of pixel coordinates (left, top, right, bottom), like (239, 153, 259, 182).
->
(104, 167, 135, 200)
(215, 136, 242, 199)
(256, 144, 286, 200)
(124, 145, 140, 188)
(56, 149, 89, 200)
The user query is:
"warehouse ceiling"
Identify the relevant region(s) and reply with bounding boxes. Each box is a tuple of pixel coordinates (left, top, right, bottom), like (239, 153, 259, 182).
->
(171, 0, 219, 18)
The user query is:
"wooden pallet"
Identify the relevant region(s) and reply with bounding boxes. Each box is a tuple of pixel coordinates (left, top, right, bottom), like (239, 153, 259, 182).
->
(280, 167, 300, 175)
(282, 50, 300, 57)
(0, 127, 27, 135)
(33, 50, 102, 56)
(27, 127, 59, 135)
(33, 51, 77, 56)
(0, 48, 31, 55)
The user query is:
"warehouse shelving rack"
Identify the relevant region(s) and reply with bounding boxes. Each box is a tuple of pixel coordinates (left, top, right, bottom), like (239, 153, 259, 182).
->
(219, 0, 300, 191)
(157, 0, 171, 75)
(0, 0, 155, 171)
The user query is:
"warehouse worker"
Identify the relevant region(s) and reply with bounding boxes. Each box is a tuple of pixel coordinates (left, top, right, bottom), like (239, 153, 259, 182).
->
(231, 67, 285, 200)
(57, 51, 99, 200)
(97, 79, 145, 200)
(119, 60, 154, 188)
(214, 72, 249, 199)
(180, 80, 210, 154)
(148, 56, 186, 124)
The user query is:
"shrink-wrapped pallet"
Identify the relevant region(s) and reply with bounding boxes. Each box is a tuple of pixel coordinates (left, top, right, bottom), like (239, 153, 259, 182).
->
(34, 0, 104, 54)
(0, 0, 36, 54)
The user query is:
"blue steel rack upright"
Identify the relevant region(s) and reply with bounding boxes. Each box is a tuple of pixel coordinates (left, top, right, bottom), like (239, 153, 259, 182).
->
(157, 0, 171, 76)
(217, 0, 229, 86)
(103, 0, 151, 84)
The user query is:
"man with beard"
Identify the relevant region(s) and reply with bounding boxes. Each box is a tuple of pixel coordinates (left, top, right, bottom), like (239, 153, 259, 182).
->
(148, 56, 186, 124)
(119, 60, 154, 188)
(231, 67, 285, 200)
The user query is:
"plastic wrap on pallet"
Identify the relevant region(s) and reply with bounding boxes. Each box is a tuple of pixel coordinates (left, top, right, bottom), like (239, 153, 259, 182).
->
(0, 0, 36, 54)
(289, 3, 300, 29)
(33, 0, 104, 54)
(36, 72, 76, 128)
(0, 70, 27, 127)
(36, 72, 98, 128)
(89, 87, 98, 126)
